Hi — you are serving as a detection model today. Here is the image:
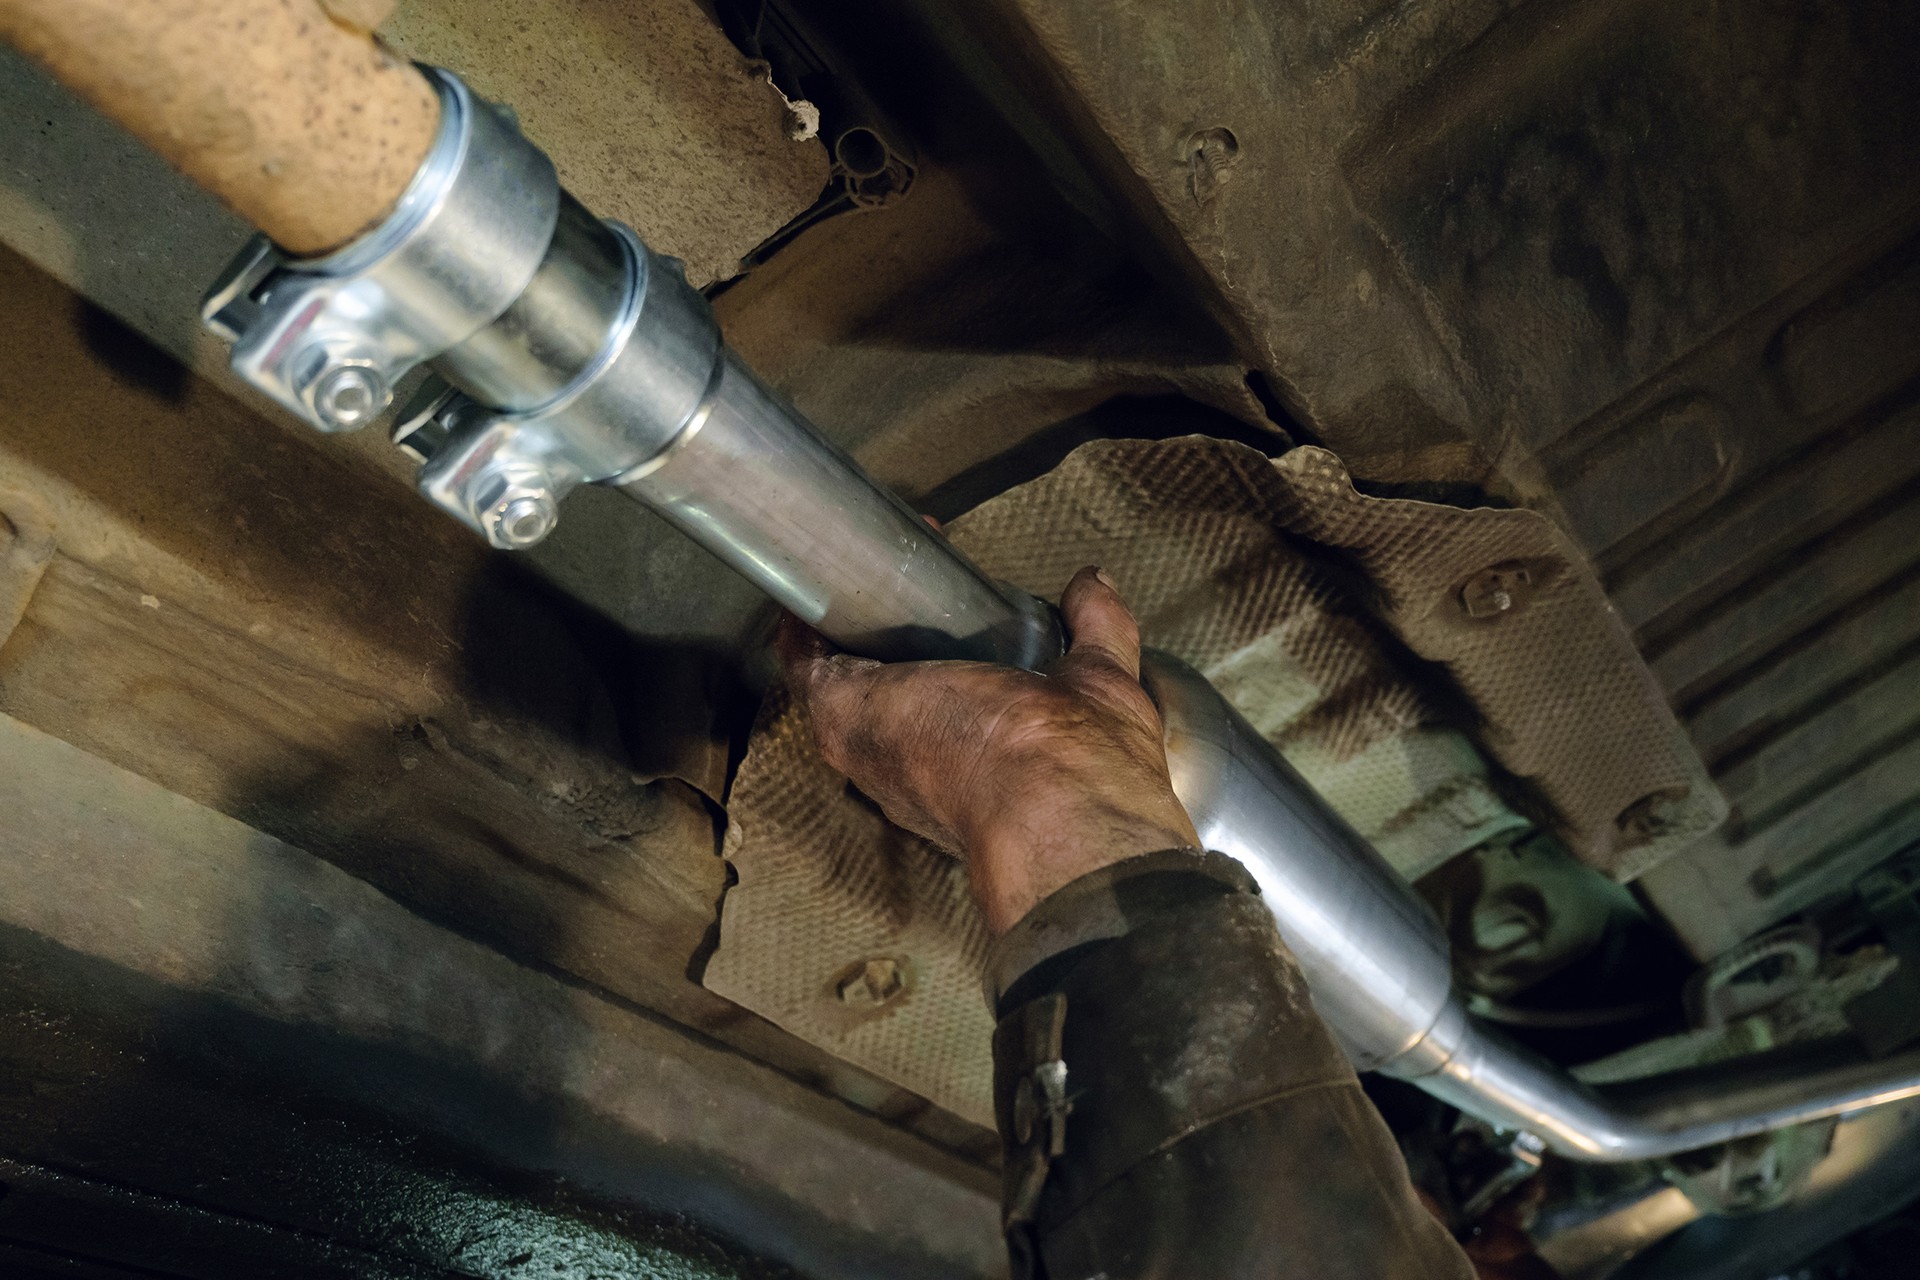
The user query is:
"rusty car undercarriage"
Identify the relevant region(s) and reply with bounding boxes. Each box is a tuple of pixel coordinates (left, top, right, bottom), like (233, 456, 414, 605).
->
(1, 0, 1918, 1276)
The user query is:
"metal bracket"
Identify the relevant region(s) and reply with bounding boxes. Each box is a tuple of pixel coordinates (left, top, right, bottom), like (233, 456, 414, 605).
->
(201, 67, 559, 434)
(413, 401, 585, 550)
(199, 64, 729, 554)
(409, 225, 724, 549)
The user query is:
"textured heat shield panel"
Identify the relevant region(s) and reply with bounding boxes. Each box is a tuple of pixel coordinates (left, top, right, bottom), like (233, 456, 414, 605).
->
(705, 440, 1723, 1124)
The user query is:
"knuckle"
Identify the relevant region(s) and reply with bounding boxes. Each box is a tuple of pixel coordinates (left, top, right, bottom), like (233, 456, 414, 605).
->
(984, 691, 1077, 751)
(813, 731, 849, 772)
(1070, 656, 1140, 697)
(994, 699, 1056, 742)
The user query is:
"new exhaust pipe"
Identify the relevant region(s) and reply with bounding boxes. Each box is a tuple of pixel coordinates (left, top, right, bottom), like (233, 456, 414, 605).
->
(13, 14, 1918, 1162)
(1144, 653, 1920, 1160)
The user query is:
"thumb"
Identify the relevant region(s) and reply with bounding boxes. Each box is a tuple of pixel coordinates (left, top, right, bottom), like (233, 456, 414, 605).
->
(1058, 565, 1142, 680)
(775, 611, 835, 697)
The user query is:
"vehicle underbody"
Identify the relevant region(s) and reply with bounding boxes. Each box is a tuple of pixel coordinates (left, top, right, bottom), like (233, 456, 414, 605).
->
(1, 1, 1918, 1276)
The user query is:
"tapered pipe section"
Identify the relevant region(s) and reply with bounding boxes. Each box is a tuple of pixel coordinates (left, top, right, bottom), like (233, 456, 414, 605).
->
(1143, 652, 1920, 1161)
(0, 0, 439, 254)
(1408, 1013, 1920, 1162)
(619, 349, 1062, 668)
(1143, 649, 1455, 1071)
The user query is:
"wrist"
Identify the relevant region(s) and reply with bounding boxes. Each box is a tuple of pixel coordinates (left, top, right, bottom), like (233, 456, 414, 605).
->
(965, 802, 1200, 934)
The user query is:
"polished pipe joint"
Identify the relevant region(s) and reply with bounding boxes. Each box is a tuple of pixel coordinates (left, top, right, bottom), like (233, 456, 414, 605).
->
(203, 68, 558, 434)
(1392, 1003, 1920, 1162)
(206, 67, 1058, 669)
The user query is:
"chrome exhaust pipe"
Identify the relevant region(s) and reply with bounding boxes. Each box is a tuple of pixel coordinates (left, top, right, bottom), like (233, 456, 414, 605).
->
(201, 67, 1920, 1163)
(1143, 653, 1920, 1160)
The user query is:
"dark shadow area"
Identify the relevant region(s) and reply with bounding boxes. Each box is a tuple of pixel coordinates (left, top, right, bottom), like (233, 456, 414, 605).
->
(1616, 1111, 1920, 1280)
(0, 923, 812, 1280)
(454, 550, 757, 798)
(918, 393, 1291, 521)
(77, 300, 189, 404)
(711, 0, 1246, 372)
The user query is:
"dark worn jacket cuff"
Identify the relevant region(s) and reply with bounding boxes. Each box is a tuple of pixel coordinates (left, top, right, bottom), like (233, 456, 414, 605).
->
(990, 850, 1351, 1226)
(986, 849, 1474, 1279)
(983, 847, 1254, 1013)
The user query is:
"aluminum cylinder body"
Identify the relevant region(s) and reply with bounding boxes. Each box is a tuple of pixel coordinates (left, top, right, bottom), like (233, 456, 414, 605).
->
(439, 195, 631, 413)
(1140, 651, 1455, 1071)
(1398, 1004, 1920, 1161)
(620, 350, 1060, 668)
(408, 144, 1059, 665)
(1144, 651, 1920, 1160)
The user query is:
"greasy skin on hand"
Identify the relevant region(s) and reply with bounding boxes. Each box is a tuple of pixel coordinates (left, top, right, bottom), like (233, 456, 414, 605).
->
(779, 565, 1200, 935)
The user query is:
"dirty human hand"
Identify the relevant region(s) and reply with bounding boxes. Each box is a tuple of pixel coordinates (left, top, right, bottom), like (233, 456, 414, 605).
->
(779, 565, 1200, 935)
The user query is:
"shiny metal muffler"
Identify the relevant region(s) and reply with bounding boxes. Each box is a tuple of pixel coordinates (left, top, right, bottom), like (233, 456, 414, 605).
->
(202, 67, 1920, 1164)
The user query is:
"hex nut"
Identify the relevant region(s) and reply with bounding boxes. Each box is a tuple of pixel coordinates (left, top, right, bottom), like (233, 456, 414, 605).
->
(836, 957, 907, 1008)
(480, 485, 560, 550)
(311, 363, 391, 431)
(1460, 563, 1534, 619)
(290, 343, 391, 433)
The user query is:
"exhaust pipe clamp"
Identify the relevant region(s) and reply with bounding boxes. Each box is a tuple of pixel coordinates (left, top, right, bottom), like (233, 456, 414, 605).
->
(201, 67, 559, 435)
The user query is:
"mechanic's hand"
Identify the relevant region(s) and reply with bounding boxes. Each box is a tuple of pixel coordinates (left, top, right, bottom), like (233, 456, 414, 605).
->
(779, 565, 1200, 934)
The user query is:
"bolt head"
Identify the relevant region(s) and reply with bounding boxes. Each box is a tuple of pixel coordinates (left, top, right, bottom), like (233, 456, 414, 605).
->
(1460, 563, 1534, 619)
(311, 363, 390, 431)
(836, 957, 906, 1008)
(482, 488, 559, 549)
